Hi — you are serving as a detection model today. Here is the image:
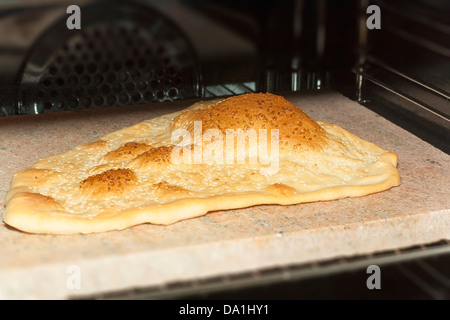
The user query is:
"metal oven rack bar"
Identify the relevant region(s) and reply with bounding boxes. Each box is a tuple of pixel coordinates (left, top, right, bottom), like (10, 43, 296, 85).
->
(75, 240, 449, 300)
(353, 0, 450, 154)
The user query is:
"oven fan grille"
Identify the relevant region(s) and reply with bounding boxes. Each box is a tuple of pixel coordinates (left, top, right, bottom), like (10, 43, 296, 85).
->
(17, 3, 200, 114)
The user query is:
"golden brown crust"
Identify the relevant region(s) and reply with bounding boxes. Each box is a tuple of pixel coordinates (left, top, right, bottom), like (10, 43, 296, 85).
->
(79, 168, 137, 197)
(171, 93, 326, 152)
(152, 181, 187, 193)
(2, 93, 400, 234)
(265, 183, 298, 198)
(77, 139, 109, 151)
(126, 145, 174, 171)
(102, 142, 153, 162)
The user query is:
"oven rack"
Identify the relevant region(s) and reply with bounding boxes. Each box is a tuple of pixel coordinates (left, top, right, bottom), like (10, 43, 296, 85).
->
(354, 57, 450, 154)
(353, 0, 450, 154)
(74, 239, 450, 300)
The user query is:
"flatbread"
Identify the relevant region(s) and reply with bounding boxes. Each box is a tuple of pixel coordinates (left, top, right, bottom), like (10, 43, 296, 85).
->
(3, 93, 400, 234)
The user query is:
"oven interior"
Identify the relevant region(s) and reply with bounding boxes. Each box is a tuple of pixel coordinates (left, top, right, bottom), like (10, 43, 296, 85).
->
(0, 0, 448, 299)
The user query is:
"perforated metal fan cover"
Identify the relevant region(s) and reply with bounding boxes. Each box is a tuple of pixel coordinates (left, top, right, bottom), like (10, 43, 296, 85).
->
(17, 1, 200, 114)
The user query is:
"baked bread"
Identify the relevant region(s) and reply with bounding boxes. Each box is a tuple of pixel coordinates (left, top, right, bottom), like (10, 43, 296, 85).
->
(3, 93, 400, 234)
